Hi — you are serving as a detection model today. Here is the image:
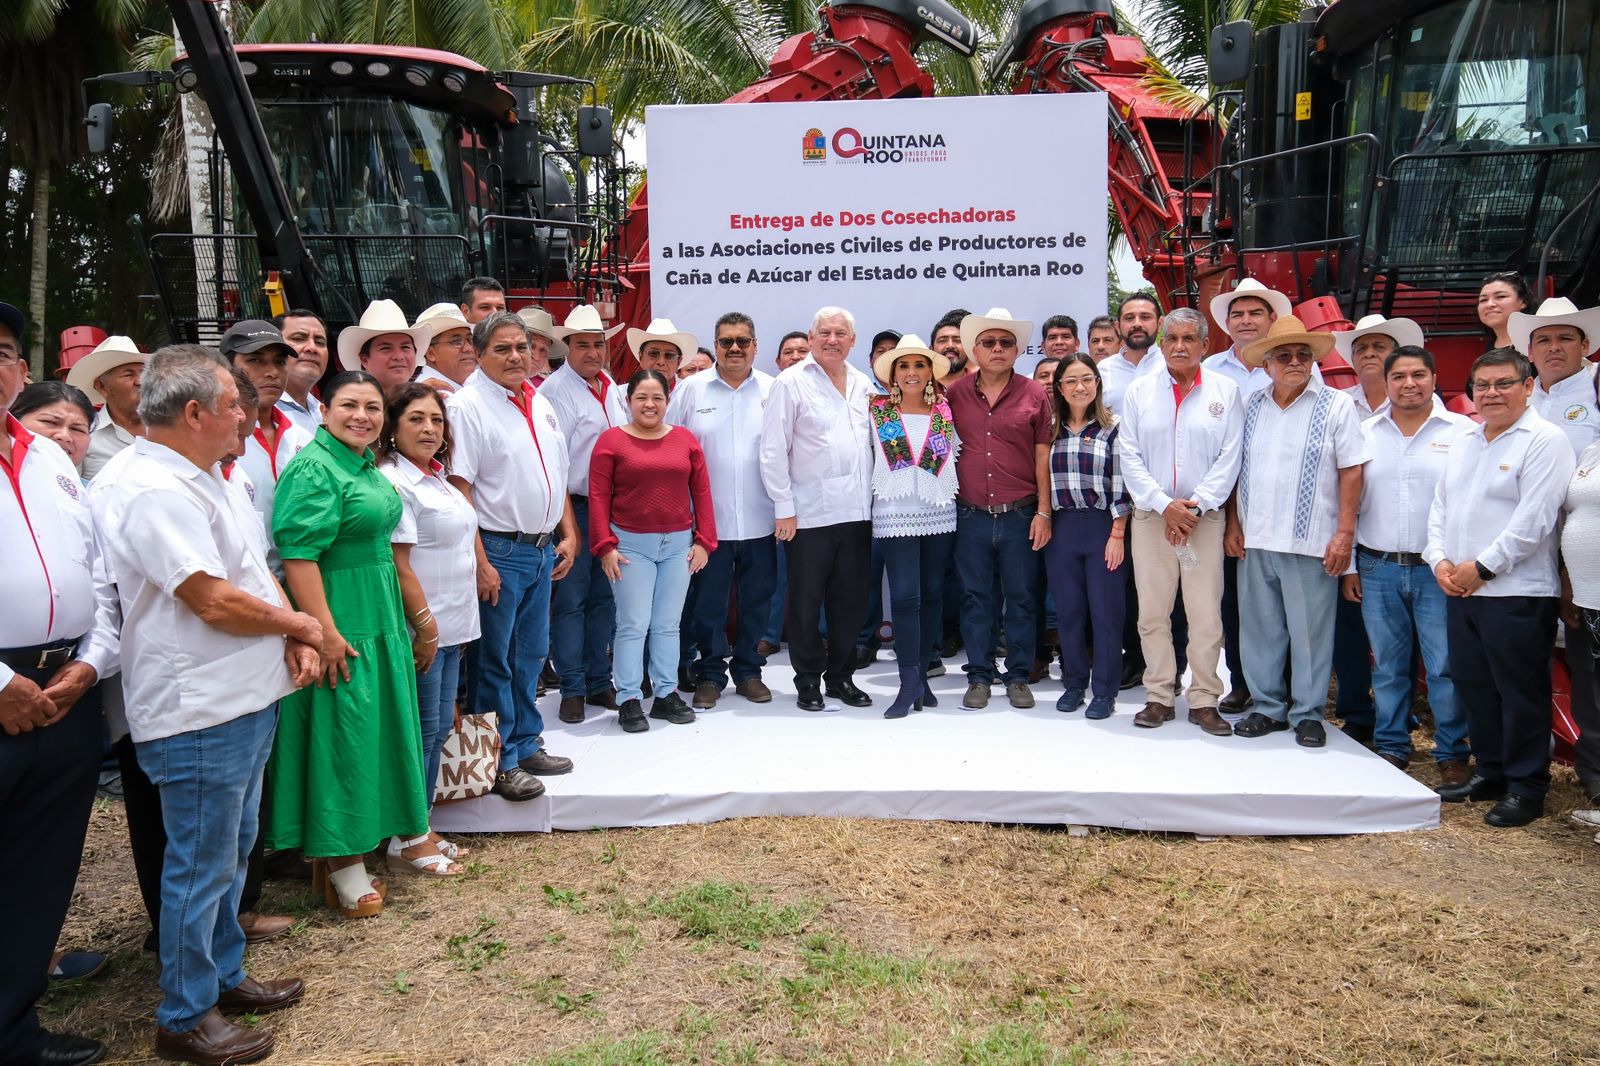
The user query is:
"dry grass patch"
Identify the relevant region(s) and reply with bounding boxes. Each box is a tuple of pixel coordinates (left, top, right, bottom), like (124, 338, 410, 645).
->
(41, 770, 1600, 1064)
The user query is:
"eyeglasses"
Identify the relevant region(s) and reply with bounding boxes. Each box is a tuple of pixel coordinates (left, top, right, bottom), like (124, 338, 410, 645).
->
(717, 337, 753, 349)
(976, 337, 1018, 351)
(1270, 351, 1315, 365)
(432, 334, 472, 349)
(1472, 377, 1526, 394)
(1058, 376, 1097, 388)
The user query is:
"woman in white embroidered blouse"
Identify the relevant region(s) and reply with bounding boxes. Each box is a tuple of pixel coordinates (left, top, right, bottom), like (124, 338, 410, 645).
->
(376, 383, 481, 876)
(867, 336, 961, 719)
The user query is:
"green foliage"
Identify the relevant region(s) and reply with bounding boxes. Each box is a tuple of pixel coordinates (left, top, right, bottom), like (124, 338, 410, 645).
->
(525, 1032, 673, 1066)
(644, 880, 821, 949)
(445, 914, 509, 972)
(542, 883, 588, 912)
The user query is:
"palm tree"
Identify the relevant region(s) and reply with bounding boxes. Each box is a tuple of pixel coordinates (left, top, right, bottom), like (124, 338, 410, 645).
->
(245, 0, 518, 67)
(1122, 0, 1304, 118)
(1, 0, 156, 375)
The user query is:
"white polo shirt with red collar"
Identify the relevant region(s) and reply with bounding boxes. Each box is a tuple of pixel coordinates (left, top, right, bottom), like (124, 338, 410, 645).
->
(236, 407, 313, 574)
(0, 414, 113, 689)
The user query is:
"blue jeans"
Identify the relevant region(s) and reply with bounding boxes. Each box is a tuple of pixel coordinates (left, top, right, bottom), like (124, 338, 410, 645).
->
(414, 643, 463, 807)
(135, 706, 277, 1033)
(1239, 550, 1337, 725)
(955, 505, 1040, 684)
(1358, 555, 1469, 762)
(690, 535, 778, 688)
(764, 541, 787, 644)
(553, 497, 617, 698)
(612, 527, 695, 702)
(478, 535, 554, 771)
(879, 532, 955, 670)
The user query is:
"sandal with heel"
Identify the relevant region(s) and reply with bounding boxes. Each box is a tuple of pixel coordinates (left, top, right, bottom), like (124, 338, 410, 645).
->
(315, 859, 385, 918)
(387, 834, 463, 877)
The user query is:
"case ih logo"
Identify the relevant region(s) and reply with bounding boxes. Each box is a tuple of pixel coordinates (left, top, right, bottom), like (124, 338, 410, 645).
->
(808, 127, 949, 165)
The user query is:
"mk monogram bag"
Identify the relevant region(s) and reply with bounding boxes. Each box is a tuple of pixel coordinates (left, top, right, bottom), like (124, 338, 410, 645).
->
(434, 711, 501, 803)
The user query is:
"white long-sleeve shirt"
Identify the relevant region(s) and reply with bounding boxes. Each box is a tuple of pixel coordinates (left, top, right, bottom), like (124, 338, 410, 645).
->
(758, 356, 873, 528)
(1425, 407, 1575, 596)
(1355, 402, 1471, 554)
(1098, 348, 1164, 415)
(1118, 365, 1244, 516)
(1531, 362, 1600, 456)
(538, 363, 629, 495)
(667, 366, 776, 542)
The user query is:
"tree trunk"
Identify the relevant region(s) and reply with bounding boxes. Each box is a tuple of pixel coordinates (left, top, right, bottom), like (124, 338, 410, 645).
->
(28, 160, 49, 379)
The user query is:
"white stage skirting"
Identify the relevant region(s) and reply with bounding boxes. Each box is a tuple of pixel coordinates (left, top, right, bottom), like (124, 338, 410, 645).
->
(432, 652, 1440, 838)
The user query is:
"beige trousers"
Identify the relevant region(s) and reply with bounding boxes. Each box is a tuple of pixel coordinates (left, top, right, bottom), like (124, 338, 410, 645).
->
(1130, 508, 1226, 707)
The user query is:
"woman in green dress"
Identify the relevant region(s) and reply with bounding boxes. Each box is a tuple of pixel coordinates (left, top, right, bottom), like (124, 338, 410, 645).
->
(269, 371, 429, 918)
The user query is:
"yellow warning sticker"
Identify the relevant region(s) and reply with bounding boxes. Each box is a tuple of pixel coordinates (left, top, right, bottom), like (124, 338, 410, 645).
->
(1400, 91, 1431, 111)
(1295, 92, 1312, 120)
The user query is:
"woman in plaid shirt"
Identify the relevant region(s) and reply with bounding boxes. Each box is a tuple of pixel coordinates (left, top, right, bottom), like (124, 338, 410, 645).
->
(1044, 354, 1132, 719)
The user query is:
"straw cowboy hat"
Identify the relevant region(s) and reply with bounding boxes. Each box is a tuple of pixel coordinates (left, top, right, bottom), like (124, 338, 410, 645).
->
(65, 336, 146, 405)
(1239, 314, 1338, 368)
(413, 302, 472, 344)
(517, 307, 569, 360)
(625, 318, 698, 361)
(1209, 278, 1293, 333)
(1332, 314, 1425, 360)
(959, 308, 1033, 356)
(337, 299, 430, 372)
(1509, 297, 1600, 357)
(872, 334, 951, 388)
(551, 304, 624, 341)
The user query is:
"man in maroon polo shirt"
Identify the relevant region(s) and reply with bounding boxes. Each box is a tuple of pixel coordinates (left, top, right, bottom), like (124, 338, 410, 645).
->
(945, 308, 1053, 710)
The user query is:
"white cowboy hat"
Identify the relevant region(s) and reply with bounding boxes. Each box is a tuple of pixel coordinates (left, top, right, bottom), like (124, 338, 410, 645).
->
(1239, 314, 1338, 368)
(872, 334, 951, 388)
(413, 302, 472, 344)
(625, 318, 698, 361)
(65, 336, 145, 406)
(1332, 314, 1426, 360)
(1508, 297, 1600, 357)
(337, 299, 429, 372)
(515, 307, 569, 361)
(550, 304, 624, 342)
(1209, 278, 1293, 334)
(959, 308, 1033, 357)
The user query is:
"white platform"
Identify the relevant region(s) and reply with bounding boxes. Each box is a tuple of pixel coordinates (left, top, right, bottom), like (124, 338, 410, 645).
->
(431, 652, 1440, 838)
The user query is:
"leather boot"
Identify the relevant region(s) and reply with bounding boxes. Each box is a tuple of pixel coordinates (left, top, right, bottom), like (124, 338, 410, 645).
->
(154, 1008, 274, 1065)
(884, 664, 922, 719)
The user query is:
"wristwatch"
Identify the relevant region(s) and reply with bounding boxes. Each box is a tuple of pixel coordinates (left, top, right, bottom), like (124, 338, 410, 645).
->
(1474, 560, 1496, 582)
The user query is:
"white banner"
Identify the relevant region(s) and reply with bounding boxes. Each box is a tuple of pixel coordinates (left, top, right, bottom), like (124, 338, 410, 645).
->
(645, 94, 1108, 375)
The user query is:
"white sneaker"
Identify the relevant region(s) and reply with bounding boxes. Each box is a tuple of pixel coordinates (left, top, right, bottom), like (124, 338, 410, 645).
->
(1568, 809, 1600, 829)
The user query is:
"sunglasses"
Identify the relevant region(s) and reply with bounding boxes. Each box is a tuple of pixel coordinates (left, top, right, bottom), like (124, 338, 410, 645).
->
(716, 337, 753, 349)
(1270, 351, 1316, 365)
(976, 337, 1018, 351)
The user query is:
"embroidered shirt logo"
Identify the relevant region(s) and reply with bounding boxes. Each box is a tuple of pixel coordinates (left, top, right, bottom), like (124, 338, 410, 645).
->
(1208, 401, 1224, 419)
(1566, 404, 1589, 423)
(545, 413, 559, 432)
(56, 475, 80, 499)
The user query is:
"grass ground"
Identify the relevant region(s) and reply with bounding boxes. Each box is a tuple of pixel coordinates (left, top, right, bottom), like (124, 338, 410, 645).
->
(44, 756, 1600, 1066)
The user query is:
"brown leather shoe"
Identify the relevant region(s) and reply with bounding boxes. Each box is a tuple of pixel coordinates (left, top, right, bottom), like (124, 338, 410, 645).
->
(1437, 759, 1470, 788)
(1218, 687, 1253, 713)
(558, 696, 585, 724)
(1379, 753, 1410, 771)
(734, 678, 772, 703)
(218, 975, 305, 1014)
(155, 1007, 274, 1065)
(518, 750, 573, 775)
(1134, 702, 1175, 728)
(585, 688, 617, 710)
(1187, 706, 1233, 736)
(491, 768, 546, 801)
(237, 912, 294, 944)
(962, 683, 990, 710)
(756, 640, 780, 657)
(693, 682, 721, 709)
(1027, 659, 1050, 684)
(1006, 682, 1035, 709)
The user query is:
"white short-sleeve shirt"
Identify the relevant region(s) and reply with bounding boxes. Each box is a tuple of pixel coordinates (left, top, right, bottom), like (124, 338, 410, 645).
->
(382, 455, 482, 647)
(91, 438, 294, 742)
(447, 368, 570, 535)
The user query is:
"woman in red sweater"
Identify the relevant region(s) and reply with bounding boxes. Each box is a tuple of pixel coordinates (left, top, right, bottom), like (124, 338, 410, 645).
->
(590, 369, 717, 732)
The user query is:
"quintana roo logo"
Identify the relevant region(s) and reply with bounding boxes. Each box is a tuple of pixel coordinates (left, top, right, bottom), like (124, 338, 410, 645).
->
(802, 128, 827, 163)
(1565, 404, 1589, 423)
